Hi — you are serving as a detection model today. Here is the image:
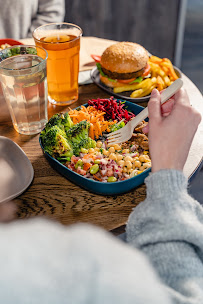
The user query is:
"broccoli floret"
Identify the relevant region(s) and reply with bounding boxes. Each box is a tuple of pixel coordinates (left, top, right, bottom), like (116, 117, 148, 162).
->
(45, 112, 74, 133)
(72, 139, 88, 156)
(26, 48, 37, 55)
(66, 120, 96, 156)
(87, 137, 96, 149)
(66, 120, 89, 141)
(41, 116, 96, 158)
(61, 112, 74, 132)
(42, 125, 73, 160)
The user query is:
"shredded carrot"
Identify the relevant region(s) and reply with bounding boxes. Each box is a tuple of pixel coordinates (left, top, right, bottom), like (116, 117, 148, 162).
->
(93, 175, 102, 181)
(69, 105, 116, 139)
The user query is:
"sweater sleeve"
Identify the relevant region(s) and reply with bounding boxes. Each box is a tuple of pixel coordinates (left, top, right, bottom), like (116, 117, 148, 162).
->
(28, 0, 65, 37)
(126, 169, 203, 304)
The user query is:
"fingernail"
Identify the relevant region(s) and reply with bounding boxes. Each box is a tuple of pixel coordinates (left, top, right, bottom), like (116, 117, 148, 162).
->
(151, 89, 158, 97)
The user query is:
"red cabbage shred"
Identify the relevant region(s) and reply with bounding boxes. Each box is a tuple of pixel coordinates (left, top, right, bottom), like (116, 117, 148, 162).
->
(88, 96, 135, 123)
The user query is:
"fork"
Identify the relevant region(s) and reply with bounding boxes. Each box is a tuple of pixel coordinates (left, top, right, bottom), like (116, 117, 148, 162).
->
(106, 78, 183, 145)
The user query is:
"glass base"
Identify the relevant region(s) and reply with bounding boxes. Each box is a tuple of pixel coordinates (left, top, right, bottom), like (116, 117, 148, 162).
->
(14, 120, 47, 135)
(48, 95, 78, 106)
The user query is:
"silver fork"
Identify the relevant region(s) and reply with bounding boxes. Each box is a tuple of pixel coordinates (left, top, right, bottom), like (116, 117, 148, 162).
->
(106, 78, 183, 145)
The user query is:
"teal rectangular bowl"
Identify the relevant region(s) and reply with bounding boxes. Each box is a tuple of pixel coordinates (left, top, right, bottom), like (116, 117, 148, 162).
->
(39, 99, 150, 195)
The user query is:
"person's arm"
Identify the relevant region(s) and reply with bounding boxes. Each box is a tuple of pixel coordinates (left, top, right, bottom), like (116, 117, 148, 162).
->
(126, 89, 203, 303)
(27, 0, 65, 37)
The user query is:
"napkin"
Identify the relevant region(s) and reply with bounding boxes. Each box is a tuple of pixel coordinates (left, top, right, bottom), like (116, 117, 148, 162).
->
(78, 70, 93, 85)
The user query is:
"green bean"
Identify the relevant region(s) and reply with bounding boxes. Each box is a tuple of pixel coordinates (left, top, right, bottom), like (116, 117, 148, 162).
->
(75, 159, 83, 169)
(90, 164, 99, 174)
(107, 176, 117, 182)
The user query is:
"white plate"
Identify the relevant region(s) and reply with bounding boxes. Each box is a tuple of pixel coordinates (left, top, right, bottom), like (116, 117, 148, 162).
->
(0, 136, 34, 204)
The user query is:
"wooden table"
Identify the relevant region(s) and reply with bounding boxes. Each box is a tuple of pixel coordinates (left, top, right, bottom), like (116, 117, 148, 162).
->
(0, 37, 203, 233)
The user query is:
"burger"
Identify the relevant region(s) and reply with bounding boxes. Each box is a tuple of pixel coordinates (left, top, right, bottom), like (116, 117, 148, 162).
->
(96, 42, 150, 88)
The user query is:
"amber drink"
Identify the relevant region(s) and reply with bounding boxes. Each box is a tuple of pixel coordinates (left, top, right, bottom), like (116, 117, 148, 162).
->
(33, 23, 82, 106)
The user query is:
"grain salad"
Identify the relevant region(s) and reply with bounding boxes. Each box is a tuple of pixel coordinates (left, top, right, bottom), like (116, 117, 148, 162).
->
(40, 97, 151, 182)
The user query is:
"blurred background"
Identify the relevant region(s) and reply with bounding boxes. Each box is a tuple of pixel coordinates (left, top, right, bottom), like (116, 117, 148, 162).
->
(65, 0, 203, 93)
(65, 0, 203, 202)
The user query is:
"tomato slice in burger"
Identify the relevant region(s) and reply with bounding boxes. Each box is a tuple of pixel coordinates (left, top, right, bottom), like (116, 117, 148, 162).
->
(118, 78, 136, 84)
(143, 63, 151, 77)
(91, 54, 101, 63)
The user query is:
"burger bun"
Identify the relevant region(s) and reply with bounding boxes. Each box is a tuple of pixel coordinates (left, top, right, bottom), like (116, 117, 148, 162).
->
(100, 42, 149, 74)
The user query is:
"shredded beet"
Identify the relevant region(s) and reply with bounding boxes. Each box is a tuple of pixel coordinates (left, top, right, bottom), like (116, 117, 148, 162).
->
(88, 96, 135, 123)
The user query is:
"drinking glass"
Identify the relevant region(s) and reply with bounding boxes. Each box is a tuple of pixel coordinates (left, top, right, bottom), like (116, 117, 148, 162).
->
(33, 22, 82, 106)
(0, 45, 48, 135)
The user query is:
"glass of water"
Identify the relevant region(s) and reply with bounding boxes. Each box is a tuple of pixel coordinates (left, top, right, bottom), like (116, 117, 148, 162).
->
(0, 45, 48, 135)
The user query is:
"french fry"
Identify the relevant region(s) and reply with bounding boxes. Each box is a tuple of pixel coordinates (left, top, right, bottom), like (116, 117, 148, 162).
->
(138, 78, 153, 89)
(168, 67, 178, 80)
(149, 55, 162, 63)
(130, 78, 156, 98)
(162, 66, 169, 74)
(113, 78, 152, 94)
(139, 84, 156, 97)
(113, 83, 141, 94)
(160, 59, 178, 80)
(157, 76, 165, 91)
(149, 56, 178, 85)
(163, 75, 171, 86)
(130, 89, 144, 98)
(158, 68, 165, 77)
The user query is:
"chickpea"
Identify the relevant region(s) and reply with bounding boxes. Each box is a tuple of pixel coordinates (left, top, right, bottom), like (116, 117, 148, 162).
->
(114, 144, 121, 151)
(94, 147, 100, 152)
(88, 148, 95, 153)
(143, 162, 151, 169)
(117, 154, 123, 161)
(109, 153, 117, 161)
(122, 149, 129, 154)
(133, 160, 141, 168)
(139, 155, 149, 163)
(139, 166, 145, 171)
(118, 160, 125, 167)
(124, 156, 133, 162)
(108, 146, 115, 153)
(123, 167, 128, 173)
(125, 160, 132, 169)
(96, 141, 103, 148)
(103, 149, 109, 156)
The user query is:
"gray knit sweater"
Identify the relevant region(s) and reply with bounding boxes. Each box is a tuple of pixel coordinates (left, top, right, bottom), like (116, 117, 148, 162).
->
(0, 170, 202, 303)
(0, 0, 65, 39)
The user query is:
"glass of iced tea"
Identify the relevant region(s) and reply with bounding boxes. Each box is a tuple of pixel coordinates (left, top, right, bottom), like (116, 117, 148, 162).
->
(33, 23, 82, 106)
